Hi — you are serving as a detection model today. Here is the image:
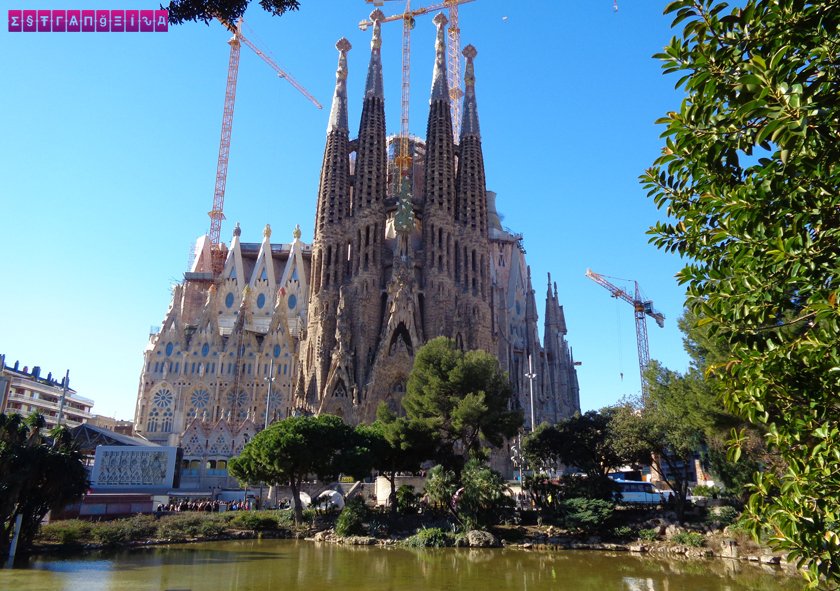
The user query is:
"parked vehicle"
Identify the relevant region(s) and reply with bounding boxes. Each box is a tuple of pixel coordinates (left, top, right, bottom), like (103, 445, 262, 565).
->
(615, 480, 663, 505)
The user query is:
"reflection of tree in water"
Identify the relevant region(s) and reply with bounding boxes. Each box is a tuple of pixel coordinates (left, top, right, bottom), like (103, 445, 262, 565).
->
(35, 541, 802, 590)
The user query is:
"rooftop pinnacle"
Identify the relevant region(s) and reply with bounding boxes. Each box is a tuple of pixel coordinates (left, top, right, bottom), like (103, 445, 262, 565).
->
(327, 38, 351, 133)
(430, 13, 449, 102)
(365, 10, 384, 100)
(460, 44, 480, 139)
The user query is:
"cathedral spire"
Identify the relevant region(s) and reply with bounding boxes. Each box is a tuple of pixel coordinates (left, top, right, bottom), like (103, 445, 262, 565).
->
(327, 38, 351, 133)
(364, 10, 384, 100)
(424, 12, 456, 216)
(353, 11, 387, 218)
(430, 13, 450, 102)
(455, 44, 487, 233)
(315, 38, 353, 234)
(460, 44, 480, 139)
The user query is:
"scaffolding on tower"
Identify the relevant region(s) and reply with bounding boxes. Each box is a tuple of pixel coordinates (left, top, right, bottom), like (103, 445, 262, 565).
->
(360, 0, 476, 175)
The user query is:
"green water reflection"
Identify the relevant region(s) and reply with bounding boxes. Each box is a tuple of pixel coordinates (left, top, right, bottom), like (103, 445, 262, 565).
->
(0, 540, 802, 591)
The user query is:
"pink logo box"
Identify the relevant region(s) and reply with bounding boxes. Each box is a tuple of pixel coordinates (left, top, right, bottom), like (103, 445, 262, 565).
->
(8, 9, 168, 32)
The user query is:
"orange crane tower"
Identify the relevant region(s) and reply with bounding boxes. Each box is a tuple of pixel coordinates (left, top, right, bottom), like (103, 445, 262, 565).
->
(208, 19, 322, 276)
(360, 0, 476, 174)
(585, 269, 665, 399)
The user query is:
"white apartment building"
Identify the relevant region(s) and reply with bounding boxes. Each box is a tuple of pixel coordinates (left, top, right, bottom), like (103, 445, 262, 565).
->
(0, 355, 94, 429)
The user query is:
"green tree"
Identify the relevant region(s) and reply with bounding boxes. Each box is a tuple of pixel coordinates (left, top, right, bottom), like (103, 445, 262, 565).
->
(228, 414, 354, 523)
(423, 464, 459, 514)
(165, 0, 301, 25)
(422, 460, 512, 529)
(356, 404, 436, 515)
(523, 411, 625, 502)
(403, 337, 523, 467)
(643, 1, 839, 583)
(456, 459, 513, 530)
(677, 311, 776, 497)
(609, 367, 706, 521)
(524, 411, 625, 480)
(0, 413, 88, 557)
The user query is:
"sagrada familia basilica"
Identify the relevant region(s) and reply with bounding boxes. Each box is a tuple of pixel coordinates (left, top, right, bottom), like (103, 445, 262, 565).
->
(134, 12, 579, 488)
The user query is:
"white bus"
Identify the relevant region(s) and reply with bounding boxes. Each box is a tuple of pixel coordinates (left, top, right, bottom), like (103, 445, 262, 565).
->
(615, 480, 663, 505)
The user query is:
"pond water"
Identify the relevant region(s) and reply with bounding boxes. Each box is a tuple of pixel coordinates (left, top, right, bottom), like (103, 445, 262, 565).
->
(0, 540, 802, 591)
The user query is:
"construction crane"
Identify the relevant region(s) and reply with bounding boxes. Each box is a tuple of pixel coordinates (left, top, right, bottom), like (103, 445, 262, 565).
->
(207, 18, 322, 276)
(360, 0, 476, 175)
(585, 269, 665, 399)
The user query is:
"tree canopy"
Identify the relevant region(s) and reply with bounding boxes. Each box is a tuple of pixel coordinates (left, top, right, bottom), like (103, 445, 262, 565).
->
(609, 368, 706, 521)
(0, 413, 88, 558)
(165, 0, 300, 25)
(402, 337, 523, 467)
(643, 0, 840, 583)
(355, 404, 437, 513)
(523, 411, 625, 480)
(229, 414, 355, 522)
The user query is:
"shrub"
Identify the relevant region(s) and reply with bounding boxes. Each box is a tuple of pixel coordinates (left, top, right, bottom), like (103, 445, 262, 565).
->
(232, 512, 277, 531)
(638, 528, 659, 541)
(457, 460, 514, 529)
(404, 527, 453, 548)
(396, 485, 419, 515)
(691, 485, 721, 499)
(39, 520, 92, 545)
(198, 519, 227, 538)
(611, 525, 634, 540)
(92, 521, 132, 546)
(90, 515, 158, 546)
(706, 505, 739, 528)
(558, 497, 615, 534)
(671, 531, 705, 547)
(424, 465, 459, 512)
(156, 514, 205, 541)
(335, 497, 367, 537)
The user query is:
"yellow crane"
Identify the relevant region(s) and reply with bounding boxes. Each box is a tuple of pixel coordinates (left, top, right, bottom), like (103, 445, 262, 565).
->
(585, 269, 665, 399)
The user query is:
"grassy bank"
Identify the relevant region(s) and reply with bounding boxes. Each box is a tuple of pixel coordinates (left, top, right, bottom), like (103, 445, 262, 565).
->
(36, 509, 316, 549)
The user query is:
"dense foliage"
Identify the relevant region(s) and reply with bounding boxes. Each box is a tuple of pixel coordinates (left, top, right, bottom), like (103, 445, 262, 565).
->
(643, 0, 839, 584)
(229, 414, 356, 523)
(609, 382, 702, 521)
(165, 0, 300, 25)
(0, 413, 88, 557)
(523, 411, 624, 502)
(403, 337, 523, 467)
(355, 404, 436, 513)
(335, 497, 368, 537)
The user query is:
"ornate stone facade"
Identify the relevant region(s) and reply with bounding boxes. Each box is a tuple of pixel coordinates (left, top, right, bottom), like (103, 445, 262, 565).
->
(134, 14, 579, 486)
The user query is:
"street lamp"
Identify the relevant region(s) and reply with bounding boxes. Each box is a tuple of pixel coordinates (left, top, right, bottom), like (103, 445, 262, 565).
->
(525, 354, 536, 431)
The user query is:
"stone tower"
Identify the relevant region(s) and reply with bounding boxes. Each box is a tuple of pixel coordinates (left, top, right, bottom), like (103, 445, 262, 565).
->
(297, 37, 354, 415)
(135, 13, 581, 488)
(295, 14, 499, 423)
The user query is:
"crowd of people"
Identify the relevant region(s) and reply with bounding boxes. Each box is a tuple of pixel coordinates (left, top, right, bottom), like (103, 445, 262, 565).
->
(155, 499, 253, 514)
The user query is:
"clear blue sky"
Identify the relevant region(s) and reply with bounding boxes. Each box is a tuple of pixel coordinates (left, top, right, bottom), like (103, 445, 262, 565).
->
(2, 0, 690, 421)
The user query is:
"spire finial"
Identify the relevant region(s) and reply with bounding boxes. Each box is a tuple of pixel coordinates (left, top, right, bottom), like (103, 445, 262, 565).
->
(327, 38, 351, 133)
(263, 224, 272, 239)
(364, 10, 384, 99)
(292, 224, 302, 241)
(430, 13, 449, 101)
(233, 222, 241, 237)
(460, 44, 480, 139)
